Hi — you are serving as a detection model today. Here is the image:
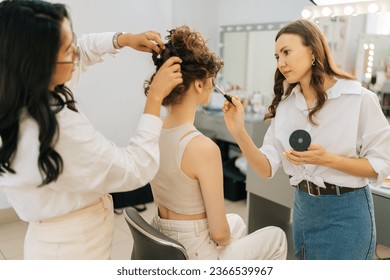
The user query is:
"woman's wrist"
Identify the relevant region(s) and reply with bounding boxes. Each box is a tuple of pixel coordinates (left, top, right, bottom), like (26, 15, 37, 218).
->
(113, 32, 125, 49)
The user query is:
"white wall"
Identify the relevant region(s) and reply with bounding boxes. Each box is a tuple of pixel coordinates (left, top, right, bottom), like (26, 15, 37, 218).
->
(217, 0, 309, 26)
(171, 0, 219, 53)
(0, 0, 312, 209)
(63, 0, 173, 146)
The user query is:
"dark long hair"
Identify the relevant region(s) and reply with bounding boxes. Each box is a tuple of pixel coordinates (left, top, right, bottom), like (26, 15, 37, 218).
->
(264, 19, 356, 124)
(144, 25, 223, 106)
(0, 0, 77, 185)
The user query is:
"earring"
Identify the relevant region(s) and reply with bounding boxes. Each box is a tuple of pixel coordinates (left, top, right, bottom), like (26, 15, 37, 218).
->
(312, 57, 315, 66)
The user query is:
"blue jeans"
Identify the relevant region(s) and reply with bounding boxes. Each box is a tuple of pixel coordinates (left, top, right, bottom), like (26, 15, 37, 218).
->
(293, 185, 376, 260)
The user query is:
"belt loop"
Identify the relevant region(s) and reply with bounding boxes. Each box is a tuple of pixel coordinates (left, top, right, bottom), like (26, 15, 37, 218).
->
(335, 186, 341, 196)
(195, 221, 200, 236)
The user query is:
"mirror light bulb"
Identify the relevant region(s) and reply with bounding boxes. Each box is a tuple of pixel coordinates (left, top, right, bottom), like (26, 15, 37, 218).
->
(301, 9, 312, 19)
(321, 7, 332, 17)
(343, 5, 355, 16)
(368, 3, 379, 13)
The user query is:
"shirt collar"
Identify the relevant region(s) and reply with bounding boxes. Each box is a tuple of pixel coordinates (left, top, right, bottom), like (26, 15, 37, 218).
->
(285, 78, 362, 101)
(325, 79, 362, 99)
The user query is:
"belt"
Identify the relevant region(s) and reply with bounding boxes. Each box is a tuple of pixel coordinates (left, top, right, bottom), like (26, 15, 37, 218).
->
(292, 180, 355, 196)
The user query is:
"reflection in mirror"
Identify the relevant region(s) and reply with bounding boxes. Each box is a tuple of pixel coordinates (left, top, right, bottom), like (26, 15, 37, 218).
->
(218, 10, 390, 116)
(316, 12, 390, 92)
(355, 33, 390, 90)
(316, 15, 364, 74)
(219, 22, 287, 111)
(222, 31, 248, 91)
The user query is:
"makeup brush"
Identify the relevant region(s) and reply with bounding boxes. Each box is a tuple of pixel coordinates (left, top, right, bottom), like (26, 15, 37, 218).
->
(214, 85, 235, 106)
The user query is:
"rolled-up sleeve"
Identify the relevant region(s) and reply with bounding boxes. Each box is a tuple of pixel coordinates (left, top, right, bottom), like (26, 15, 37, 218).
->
(259, 119, 282, 178)
(358, 90, 390, 185)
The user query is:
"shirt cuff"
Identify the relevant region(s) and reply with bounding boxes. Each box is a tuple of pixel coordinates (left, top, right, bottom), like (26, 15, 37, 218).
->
(259, 146, 281, 178)
(136, 114, 163, 136)
(368, 157, 390, 186)
(94, 32, 121, 54)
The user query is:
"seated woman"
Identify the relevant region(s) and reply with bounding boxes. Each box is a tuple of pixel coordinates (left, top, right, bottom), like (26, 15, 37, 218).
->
(144, 26, 287, 260)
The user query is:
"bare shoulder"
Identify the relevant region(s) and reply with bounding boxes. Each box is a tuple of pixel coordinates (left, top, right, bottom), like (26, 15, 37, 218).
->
(186, 134, 221, 157)
(180, 134, 222, 179)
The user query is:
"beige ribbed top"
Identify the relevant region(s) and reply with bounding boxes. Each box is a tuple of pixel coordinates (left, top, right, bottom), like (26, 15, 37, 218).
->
(150, 124, 206, 215)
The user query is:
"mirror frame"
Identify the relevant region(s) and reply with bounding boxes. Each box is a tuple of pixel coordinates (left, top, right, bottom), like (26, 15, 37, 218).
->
(218, 21, 288, 98)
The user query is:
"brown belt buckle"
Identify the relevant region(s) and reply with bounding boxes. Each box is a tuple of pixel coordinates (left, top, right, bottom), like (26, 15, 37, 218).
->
(307, 181, 321, 197)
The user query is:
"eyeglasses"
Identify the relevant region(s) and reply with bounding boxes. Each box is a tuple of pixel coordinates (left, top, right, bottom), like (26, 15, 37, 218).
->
(56, 33, 80, 65)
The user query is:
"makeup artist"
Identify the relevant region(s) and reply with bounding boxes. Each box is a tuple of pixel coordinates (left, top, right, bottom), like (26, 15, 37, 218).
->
(0, 0, 182, 259)
(222, 19, 390, 260)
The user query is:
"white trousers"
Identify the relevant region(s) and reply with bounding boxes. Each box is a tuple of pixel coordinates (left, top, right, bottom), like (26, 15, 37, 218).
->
(152, 213, 287, 260)
(24, 194, 115, 260)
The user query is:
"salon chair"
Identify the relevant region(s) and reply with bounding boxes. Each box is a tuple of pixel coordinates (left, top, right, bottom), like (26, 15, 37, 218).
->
(123, 207, 189, 260)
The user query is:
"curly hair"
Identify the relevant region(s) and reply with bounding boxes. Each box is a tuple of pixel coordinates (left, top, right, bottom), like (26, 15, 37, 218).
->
(0, 0, 77, 186)
(264, 19, 356, 125)
(144, 25, 223, 106)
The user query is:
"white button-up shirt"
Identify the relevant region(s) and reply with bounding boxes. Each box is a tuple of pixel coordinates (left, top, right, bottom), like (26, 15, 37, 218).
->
(0, 33, 162, 222)
(260, 79, 390, 189)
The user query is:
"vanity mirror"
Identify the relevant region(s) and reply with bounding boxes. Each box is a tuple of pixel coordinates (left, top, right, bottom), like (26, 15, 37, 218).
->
(219, 11, 390, 105)
(316, 13, 390, 84)
(219, 22, 287, 102)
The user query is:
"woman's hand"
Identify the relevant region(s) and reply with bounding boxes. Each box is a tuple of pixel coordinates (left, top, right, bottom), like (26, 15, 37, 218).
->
(147, 56, 182, 101)
(119, 31, 165, 53)
(144, 57, 182, 117)
(283, 144, 330, 166)
(222, 95, 245, 137)
(283, 144, 378, 178)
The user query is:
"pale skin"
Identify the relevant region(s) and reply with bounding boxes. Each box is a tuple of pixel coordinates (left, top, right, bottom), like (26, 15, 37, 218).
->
(158, 77, 231, 246)
(51, 18, 183, 117)
(223, 33, 377, 180)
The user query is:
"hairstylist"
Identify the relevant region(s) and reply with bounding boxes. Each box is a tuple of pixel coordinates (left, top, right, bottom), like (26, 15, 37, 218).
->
(0, 0, 182, 259)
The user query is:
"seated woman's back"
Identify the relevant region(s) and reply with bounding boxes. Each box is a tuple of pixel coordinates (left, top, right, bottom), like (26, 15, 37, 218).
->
(151, 122, 231, 245)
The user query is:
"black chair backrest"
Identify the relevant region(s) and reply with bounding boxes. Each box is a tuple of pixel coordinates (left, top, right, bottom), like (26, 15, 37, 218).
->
(123, 207, 188, 260)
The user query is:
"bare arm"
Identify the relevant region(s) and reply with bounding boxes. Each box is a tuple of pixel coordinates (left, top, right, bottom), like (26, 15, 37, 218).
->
(181, 135, 231, 246)
(222, 96, 272, 178)
(117, 31, 165, 53)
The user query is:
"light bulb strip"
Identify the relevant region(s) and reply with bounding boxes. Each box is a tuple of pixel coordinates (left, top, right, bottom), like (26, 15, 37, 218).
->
(301, 0, 389, 19)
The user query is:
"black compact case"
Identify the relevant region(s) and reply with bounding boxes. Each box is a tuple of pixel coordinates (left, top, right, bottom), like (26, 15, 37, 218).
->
(289, 129, 311, 151)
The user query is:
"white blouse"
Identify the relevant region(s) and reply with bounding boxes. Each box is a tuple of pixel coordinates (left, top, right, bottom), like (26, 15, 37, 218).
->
(260, 79, 390, 189)
(0, 33, 163, 222)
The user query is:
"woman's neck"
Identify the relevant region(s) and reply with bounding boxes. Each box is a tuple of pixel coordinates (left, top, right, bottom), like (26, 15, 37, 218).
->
(163, 102, 197, 128)
(300, 75, 337, 109)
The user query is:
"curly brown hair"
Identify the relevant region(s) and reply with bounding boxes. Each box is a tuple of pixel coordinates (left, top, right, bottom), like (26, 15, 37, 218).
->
(144, 25, 223, 106)
(265, 19, 356, 125)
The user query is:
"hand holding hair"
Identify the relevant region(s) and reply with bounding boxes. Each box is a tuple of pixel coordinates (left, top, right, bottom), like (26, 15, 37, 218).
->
(147, 56, 183, 100)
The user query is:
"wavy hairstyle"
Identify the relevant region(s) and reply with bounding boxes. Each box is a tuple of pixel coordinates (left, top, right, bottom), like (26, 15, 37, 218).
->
(0, 0, 77, 186)
(264, 19, 356, 125)
(144, 25, 223, 106)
